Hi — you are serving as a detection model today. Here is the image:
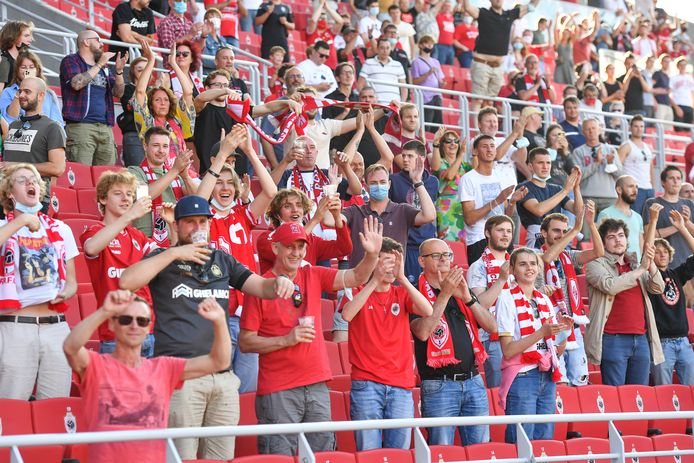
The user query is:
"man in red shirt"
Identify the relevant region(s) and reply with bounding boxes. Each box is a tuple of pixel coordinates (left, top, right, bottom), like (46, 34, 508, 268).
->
(585, 218, 665, 385)
(239, 217, 384, 456)
(341, 237, 432, 450)
(63, 290, 231, 463)
(684, 141, 694, 183)
(453, 14, 478, 68)
(81, 170, 169, 357)
(434, 1, 456, 65)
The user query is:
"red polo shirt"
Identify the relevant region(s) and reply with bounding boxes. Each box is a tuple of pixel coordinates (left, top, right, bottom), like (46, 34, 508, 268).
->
(604, 260, 647, 335)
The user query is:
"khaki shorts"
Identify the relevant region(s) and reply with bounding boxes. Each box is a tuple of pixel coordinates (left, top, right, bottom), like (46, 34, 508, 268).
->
(471, 60, 504, 98)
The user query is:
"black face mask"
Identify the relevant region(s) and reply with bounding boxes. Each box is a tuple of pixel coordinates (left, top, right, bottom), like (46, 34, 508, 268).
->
(17, 43, 30, 52)
(422, 47, 433, 54)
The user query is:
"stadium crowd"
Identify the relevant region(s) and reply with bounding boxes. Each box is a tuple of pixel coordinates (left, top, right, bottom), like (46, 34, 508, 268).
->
(0, 0, 693, 460)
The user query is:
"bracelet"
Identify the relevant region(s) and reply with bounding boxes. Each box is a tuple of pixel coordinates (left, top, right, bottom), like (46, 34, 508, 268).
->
(207, 169, 220, 178)
(413, 181, 424, 189)
(115, 71, 123, 76)
(433, 144, 440, 148)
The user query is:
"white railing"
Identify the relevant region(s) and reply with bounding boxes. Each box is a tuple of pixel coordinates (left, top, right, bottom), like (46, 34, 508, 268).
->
(367, 78, 694, 191)
(0, 411, 693, 463)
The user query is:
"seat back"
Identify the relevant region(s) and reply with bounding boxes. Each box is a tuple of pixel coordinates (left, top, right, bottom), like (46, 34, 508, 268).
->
(429, 445, 467, 462)
(355, 449, 414, 463)
(651, 433, 694, 463)
(564, 437, 611, 463)
(77, 188, 101, 218)
(616, 385, 658, 436)
(57, 162, 93, 189)
(487, 388, 506, 443)
(325, 341, 344, 376)
(63, 218, 101, 250)
(531, 439, 567, 462)
(653, 384, 694, 435)
(313, 451, 357, 463)
(49, 186, 79, 217)
(30, 397, 84, 434)
(573, 385, 621, 438)
(0, 399, 32, 434)
(465, 442, 517, 460)
(330, 390, 355, 452)
(235, 392, 258, 458)
(91, 165, 124, 186)
(231, 456, 294, 462)
(554, 385, 579, 440)
(622, 435, 656, 463)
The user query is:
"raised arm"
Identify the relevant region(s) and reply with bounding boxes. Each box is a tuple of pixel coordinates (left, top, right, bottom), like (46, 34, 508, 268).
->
(462, 0, 479, 19)
(410, 156, 436, 226)
(523, 170, 578, 217)
(168, 43, 194, 108)
(84, 198, 152, 257)
(119, 244, 212, 290)
(335, 216, 382, 289)
(134, 39, 157, 108)
(196, 126, 248, 200)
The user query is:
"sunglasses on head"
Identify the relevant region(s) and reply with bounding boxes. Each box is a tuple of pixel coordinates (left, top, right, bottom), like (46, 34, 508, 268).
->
(113, 315, 150, 327)
(292, 284, 302, 308)
(176, 51, 190, 58)
(14, 121, 31, 138)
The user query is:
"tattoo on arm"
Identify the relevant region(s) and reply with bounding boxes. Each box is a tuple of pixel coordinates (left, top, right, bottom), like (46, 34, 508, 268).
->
(71, 71, 95, 90)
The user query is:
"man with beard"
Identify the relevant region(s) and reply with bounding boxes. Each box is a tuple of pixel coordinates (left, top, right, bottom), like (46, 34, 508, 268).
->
(680, 182, 694, 200)
(60, 30, 128, 166)
(516, 148, 583, 248)
(598, 175, 645, 260)
(388, 104, 425, 170)
(650, 207, 694, 385)
(3, 77, 66, 211)
(585, 218, 664, 386)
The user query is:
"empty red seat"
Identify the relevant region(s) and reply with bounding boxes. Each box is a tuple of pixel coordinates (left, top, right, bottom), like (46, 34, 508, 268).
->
(355, 449, 414, 463)
(0, 399, 64, 463)
(73, 253, 91, 286)
(564, 437, 611, 463)
(651, 433, 694, 463)
(338, 341, 351, 375)
(616, 385, 659, 436)
(78, 293, 97, 321)
(573, 385, 621, 438)
(653, 384, 694, 435)
(554, 385, 579, 440)
(622, 435, 657, 463)
(49, 186, 79, 217)
(314, 451, 357, 463)
(428, 445, 467, 462)
(91, 165, 124, 186)
(321, 299, 336, 332)
(531, 439, 566, 459)
(236, 392, 258, 458)
(63, 296, 81, 328)
(330, 390, 355, 452)
(325, 341, 344, 376)
(687, 309, 694, 342)
(487, 388, 506, 443)
(231, 456, 294, 462)
(57, 162, 93, 189)
(77, 188, 101, 218)
(63, 218, 100, 250)
(31, 397, 88, 461)
(465, 442, 517, 460)
(445, 239, 468, 269)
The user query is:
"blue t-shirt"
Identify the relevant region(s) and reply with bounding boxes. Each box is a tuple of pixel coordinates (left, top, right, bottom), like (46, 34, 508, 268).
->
(652, 71, 670, 105)
(517, 180, 569, 228)
(82, 69, 108, 124)
(389, 170, 438, 248)
(559, 119, 585, 151)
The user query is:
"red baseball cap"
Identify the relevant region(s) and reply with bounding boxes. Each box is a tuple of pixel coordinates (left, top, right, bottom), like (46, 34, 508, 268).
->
(272, 222, 308, 246)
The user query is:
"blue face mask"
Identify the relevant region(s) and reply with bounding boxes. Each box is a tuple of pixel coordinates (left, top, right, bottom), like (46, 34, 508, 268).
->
(547, 147, 558, 161)
(369, 184, 389, 201)
(15, 201, 43, 214)
(369, 7, 380, 16)
(388, 38, 398, 47)
(173, 1, 187, 14)
(513, 42, 524, 50)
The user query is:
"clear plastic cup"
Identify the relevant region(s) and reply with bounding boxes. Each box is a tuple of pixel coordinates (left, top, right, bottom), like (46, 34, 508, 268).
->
(323, 184, 337, 197)
(191, 230, 208, 244)
(298, 315, 315, 328)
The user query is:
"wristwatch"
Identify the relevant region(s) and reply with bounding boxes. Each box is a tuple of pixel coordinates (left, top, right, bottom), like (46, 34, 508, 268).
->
(464, 292, 479, 307)
(413, 181, 424, 189)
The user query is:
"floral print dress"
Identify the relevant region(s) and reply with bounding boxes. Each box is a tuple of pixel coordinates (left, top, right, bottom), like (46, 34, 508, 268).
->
(435, 158, 473, 241)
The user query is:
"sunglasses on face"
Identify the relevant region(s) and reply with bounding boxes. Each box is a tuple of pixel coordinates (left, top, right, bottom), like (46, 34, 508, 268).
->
(13, 121, 31, 138)
(442, 138, 459, 144)
(292, 284, 302, 308)
(113, 315, 150, 327)
(176, 51, 190, 58)
(318, 53, 330, 59)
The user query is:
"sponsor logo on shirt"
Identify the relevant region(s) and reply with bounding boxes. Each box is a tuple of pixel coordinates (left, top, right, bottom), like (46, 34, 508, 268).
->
(171, 283, 229, 299)
(107, 267, 124, 278)
(129, 18, 150, 29)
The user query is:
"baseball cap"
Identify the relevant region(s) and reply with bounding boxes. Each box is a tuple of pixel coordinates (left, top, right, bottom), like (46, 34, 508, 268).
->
(341, 24, 356, 34)
(174, 195, 213, 220)
(272, 222, 308, 246)
(521, 106, 544, 118)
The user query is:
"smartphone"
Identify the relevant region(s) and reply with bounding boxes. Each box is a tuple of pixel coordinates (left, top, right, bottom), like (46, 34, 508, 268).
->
(136, 184, 149, 199)
(24, 68, 36, 78)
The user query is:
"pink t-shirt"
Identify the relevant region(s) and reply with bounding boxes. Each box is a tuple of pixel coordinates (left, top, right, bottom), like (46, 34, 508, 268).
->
(77, 351, 186, 463)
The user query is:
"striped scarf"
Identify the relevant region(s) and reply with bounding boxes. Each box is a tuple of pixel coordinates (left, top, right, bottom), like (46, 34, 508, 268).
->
(482, 247, 509, 341)
(139, 160, 184, 247)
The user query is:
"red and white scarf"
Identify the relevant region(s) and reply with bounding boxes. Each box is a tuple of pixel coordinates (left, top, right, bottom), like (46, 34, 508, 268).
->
(522, 73, 549, 103)
(509, 282, 562, 380)
(290, 166, 330, 202)
(170, 69, 204, 94)
(481, 247, 509, 341)
(140, 160, 184, 247)
(419, 274, 488, 369)
(0, 212, 68, 313)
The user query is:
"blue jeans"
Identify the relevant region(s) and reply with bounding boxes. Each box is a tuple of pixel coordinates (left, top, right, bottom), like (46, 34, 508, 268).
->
(558, 327, 589, 386)
(349, 380, 414, 451)
(458, 51, 473, 68)
(421, 375, 489, 445)
(100, 334, 155, 358)
(405, 246, 422, 284)
(652, 336, 694, 385)
(600, 333, 650, 386)
(504, 368, 556, 443)
(482, 339, 502, 388)
(240, 10, 261, 34)
(433, 44, 455, 66)
(632, 188, 654, 217)
(229, 315, 259, 392)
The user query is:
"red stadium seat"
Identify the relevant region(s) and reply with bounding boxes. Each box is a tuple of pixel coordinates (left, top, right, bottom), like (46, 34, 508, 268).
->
(554, 385, 579, 440)
(57, 162, 93, 189)
(327, 374, 352, 392)
(564, 437, 611, 463)
(0, 399, 64, 463)
(573, 385, 621, 438)
(687, 309, 694, 342)
(465, 442, 517, 460)
(232, 456, 294, 462)
(412, 387, 421, 419)
(49, 186, 79, 217)
(325, 341, 344, 376)
(73, 252, 91, 286)
(622, 435, 656, 463)
(616, 385, 659, 436)
(653, 384, 694, 435)
(445, 240, 468, 269)
(63, 218, 101, 250)
(0, 446, 65, 463)
(322, 299, 336, 332)
(78, 293, 97, 321)
(429, 445, 468, 462)
(355, 449, 414, 463)
(531, 440, 567, 460)
(236, 392, 258, 458)
(651, 433, 694, 463)
(313, 451, 357, 463)
(338, 341, 351, 375)
(330, 391, 355, 452)
(487, 388, 506, 443)
(31, 398, 88, 461)
(77, 188, 101, 218)
(91, 165, 124, 185)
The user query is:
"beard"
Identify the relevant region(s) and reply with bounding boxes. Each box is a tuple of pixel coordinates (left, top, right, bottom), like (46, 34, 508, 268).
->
(19, 97, 38, 113)
(620, 190, 637, 205)
(92, 47, 103, 63)
(490, 238, 509, 252)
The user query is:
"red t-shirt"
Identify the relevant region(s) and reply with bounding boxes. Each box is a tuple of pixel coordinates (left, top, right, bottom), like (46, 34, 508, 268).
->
(684, 142, 694, 182)
(604, 261, 647, 335)
(345, 285, 416, 388)
(436, 13, 455, 46)
(78, 350, 186, 463)
(454, 23, 478, 51)
(81, 224, 155, 341)
(256, 225, 353, 274)
(307, 29, 338, 69)
(205, 0, 239, 38)
(241, 266, 337, 395)
(573, 35, 591, 64)
(209, 205, 258, 272)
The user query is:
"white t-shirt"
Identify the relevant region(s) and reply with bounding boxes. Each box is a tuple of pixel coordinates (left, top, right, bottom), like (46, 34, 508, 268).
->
(283, 118, 348, 170)
(359, 16, 382, 39)
(669, 74, 694, 107)
(623, 140, 653, 189)
(465, 137, 518, 189)
(458, 169, 506, 245)
(0, 219, 79, 307)
(334, 34, 365, 51)
(395, 22, 416, 59)
(296, 59, 338, 97)
(496, 289, 556, 372)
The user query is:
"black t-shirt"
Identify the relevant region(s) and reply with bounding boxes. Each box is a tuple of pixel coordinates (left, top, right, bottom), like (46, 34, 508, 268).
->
(474, 6, 520, 56)
(652, 71, 670, 105)
(230, 76, 249, 97)
(617, 73, 644, 112)
(109, 3, 156, 59)
(412, 289, 475, 379)
(0, 50, 16, 86)
(145, 247, 253, 359)
(117, 83, 136, 133)
(603, 80, 621, 98)
(323, 87, 359, 151)
(650, 257, 694, 338)
(523, 129, 546, 152)
(194, 103, 250, 175)
(258, 2, 294, 53)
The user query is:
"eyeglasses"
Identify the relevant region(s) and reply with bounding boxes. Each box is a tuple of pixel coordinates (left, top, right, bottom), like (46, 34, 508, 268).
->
(13, 121, 31, 138)
(318, 53, 330, 59)
(13, 175, 39, 186)
(442, 138, 459, 144)
(292, 284, 302, 308)
(176, 51, 190, 58)
(421, 252, 454, 261)
(113, 315, 150, 327)
(85, 36, 101, 43)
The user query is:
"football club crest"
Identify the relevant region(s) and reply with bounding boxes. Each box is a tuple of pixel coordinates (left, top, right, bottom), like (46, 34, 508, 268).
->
(556, 392, 564, 414)
(50, 194, 59, 213)
(390, 303, 400, 316)
(431, 320, 449, 349)
(211, 264, 222, 277)
(673, 392, 680, 411)
(67, 168, 76, 186)
(635, 391, 644, 412)
(597, 392, 605, 413)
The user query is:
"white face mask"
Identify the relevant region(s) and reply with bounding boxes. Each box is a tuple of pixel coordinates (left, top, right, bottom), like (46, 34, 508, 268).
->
(532, 174, 551, 183)
(210, 17, 222, 30)
(463, 16, 473, 25)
